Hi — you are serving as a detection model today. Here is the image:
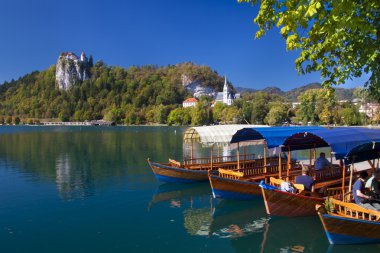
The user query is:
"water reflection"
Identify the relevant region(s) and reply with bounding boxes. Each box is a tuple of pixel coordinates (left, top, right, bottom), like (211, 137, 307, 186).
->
(148, 183, 211, 210)
(149, 183, 270, 240)
(0, 126, 184, 200)
(150, 182, 363, 252)
(55, 153, 94, 200)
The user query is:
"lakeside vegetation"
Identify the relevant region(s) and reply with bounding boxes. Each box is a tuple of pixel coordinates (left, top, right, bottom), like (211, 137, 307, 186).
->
(0, 61, 377, 126)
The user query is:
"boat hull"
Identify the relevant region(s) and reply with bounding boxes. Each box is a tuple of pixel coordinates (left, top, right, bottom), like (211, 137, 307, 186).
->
(208, 173, 261, 200)
(261, 187, 324, 217)
(318, 212, 380, 244)
(148, 160, 209, 183)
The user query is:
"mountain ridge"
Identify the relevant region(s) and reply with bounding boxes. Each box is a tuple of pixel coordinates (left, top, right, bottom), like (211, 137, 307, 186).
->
(236, 82, 356, 101)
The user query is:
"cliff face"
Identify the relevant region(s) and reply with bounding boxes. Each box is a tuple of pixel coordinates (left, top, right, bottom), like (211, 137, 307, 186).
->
(181, 74, 216, 98)
(56, 52, 91, 90)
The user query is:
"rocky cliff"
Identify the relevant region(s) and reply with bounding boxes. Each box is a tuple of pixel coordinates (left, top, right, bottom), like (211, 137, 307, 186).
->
(56, 52, 91, 90)
(181, 74, 216, 98)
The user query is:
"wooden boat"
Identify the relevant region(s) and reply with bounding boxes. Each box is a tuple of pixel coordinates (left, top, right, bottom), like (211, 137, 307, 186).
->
(316, 140, 380, 244)
(208, 159, 301, 200)
(208, 126, 324, 199)
(148, 155, 264, 183)
(260, 128, 380, 217)
(260, 167, 356, 217)
(148, 125, 266, 183)
(317, 197, 380, 244)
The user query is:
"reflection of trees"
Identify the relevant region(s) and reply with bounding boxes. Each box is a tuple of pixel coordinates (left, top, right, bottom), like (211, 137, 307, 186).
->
(183, 208, 212, 236)
(0, 126, 185, 198)
(55, 153, 94, 200)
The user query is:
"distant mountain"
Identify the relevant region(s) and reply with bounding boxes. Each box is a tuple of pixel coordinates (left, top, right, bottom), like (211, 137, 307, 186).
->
(235, 87, 257, 93)
(237, 82, 356, 101)
(262, 86, 285, 96)
(285, 83, 322, 101)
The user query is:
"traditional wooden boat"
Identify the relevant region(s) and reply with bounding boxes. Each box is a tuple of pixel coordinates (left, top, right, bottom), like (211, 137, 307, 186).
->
(260, 128, 380, 217)
(317, 140, 380, 245)
(208, 160, 301, 200)
(208, 126, 322, 199)
(148, 155, 267, 183)
(148, 125, 266, 183)
(317, 197, 380, 244)
(261, 179, 347, 217)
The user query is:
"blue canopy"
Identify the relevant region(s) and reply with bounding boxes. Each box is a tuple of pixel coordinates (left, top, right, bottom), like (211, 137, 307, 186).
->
(282, 127, 380, 161)
(345, 141, 380, 164)
(230, 126, 323, 149)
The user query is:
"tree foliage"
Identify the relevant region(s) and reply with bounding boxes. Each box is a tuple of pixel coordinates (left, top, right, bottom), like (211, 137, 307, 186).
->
(0, 62, 224, 125)
(239, 0, 380, 100)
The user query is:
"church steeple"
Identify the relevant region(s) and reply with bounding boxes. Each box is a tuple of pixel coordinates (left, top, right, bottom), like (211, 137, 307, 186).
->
(223, 75, 228, 92)
(223, 75, 229, 104)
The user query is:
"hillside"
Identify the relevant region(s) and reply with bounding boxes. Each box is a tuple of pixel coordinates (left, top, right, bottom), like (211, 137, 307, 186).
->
(0, 58, 359, 125)
(0, 61, 225, 124)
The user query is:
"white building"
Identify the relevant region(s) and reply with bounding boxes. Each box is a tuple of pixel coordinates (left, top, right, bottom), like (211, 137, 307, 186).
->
(183, 97, 198, 108)
(359, 103, 379, 118)
(214, 76, 240, 106)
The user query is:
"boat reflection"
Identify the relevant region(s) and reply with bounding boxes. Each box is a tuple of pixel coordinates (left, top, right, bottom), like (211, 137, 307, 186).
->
(148, 182, 211, 210)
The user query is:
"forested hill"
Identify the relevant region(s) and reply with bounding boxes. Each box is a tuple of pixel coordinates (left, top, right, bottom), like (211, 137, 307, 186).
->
(0, 62, 225, 123)
(0, 59, 358, 125)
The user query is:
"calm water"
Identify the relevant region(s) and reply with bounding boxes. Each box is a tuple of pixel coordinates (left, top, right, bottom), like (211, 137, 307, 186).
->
(0, 126, 379, 253)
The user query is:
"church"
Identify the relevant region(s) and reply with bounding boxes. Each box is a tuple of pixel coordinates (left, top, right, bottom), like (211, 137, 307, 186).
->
(214, 76, 240, 106)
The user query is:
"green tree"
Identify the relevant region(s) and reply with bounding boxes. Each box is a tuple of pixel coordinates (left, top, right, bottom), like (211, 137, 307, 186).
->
(191, 99, 210, 126)
(340, 107, 361, 126)
(251, 92, 270, 124)
(265, 105, 288, 126)
(212, 102, 227, 123)
(167, 107, 191, 125)
(6, 116, 12, 125)
(239, 0, 380, 99)
(13, 116, 20, 125)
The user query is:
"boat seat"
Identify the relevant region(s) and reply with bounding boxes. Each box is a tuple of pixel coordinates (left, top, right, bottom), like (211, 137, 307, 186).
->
(169, 158, 181, 168)
(269, 177, 305, 192)
(218, 168, 244, 179)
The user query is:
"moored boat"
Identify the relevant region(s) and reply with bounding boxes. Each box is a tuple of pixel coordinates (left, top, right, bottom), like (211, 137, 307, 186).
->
(260, 127, 380, 217)
(148, 159, 210, 182)
(209, 126, 322, 199)
(317, 197, 380, 244)
(209, 160, 301, 200)
(317, 141, 380, 245)
(148, 125, 265, 183)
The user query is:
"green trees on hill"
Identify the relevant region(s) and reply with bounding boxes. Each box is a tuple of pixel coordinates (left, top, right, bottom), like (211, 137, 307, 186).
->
(0, 60, 369, 126)
(0, 62, 224, 125)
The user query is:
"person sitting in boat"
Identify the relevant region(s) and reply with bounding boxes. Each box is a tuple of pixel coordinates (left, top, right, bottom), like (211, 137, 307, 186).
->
(353, 171, 380, 211)
(315, 152, 331, 170)
(295, 166, 314, 192)
(365, 169, 380, 198)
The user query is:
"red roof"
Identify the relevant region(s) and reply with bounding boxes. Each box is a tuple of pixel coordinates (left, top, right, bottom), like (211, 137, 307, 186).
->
(183, 98, 198, 103)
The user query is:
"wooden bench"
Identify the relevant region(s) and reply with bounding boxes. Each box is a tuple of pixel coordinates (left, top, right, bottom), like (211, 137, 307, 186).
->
(331, 197, 380, 221)
(218, 168, 244, 180)
(169, 158, 181, 168)
(269, 177, 305, 192)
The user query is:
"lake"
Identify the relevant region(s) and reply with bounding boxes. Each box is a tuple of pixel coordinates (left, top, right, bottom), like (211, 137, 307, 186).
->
(0, 126, 379, 253)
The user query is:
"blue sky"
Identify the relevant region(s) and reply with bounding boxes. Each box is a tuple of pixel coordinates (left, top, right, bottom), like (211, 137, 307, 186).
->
(0, 0, 365, 90)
